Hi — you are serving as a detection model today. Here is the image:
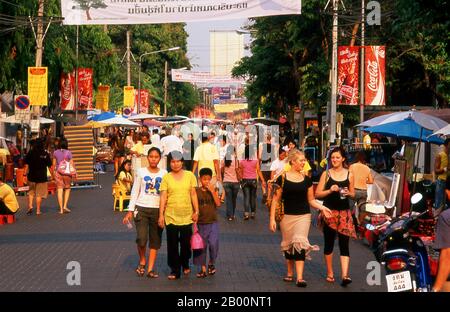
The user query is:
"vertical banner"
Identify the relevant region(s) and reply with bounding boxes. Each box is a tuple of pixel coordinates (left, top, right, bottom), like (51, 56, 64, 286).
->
(28, 67, 48, 106)
(96, 85, 110, 111)
(134, 89, 149, 114)
(60, 68, 93, 110)
(77, 68, 93, 110)
(124, 86, 134, 107)
(365, 46, 386, 106)
(337, 46, 359, 105)
(60, 72, 75, 110)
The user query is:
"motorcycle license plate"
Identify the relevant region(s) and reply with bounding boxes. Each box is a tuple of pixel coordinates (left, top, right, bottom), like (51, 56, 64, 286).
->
(386, 271, 413, 292)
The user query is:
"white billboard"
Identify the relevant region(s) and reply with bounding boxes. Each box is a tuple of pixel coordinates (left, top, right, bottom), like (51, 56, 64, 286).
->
(61, 0, 301, 25)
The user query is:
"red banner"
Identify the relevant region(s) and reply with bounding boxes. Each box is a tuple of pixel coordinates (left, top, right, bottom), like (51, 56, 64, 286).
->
(59, 68, 93, 110)
(365, 46, 385, 106)
(77, 68, 93, 110)
(60, 72, 75, 110)
(134, 89, 149, 114)
(337, 46, 359, 105)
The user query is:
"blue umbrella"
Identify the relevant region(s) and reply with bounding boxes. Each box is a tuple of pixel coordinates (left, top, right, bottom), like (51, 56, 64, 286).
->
(365, 118, 444, 144)
(88, 111, 115, 121)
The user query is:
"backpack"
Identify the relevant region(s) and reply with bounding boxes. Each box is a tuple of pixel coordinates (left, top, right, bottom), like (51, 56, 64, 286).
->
(57, 150, 76, 176)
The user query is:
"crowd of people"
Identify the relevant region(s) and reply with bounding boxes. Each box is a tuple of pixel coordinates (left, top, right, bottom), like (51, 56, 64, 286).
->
(112, 122, 382, 287)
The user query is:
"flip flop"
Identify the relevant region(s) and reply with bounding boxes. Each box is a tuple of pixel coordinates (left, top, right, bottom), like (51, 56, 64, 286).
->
(63, 208, 71, 213)
(283, 276, 294, 282)
(26, 209, 33, 215)
(147, 270, 159, 278)
(326, 276, 335, 283)
(341, 276, 352, 287)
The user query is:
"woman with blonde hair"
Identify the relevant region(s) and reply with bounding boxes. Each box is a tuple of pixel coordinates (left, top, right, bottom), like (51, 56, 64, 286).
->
(269, 149, 331, 287)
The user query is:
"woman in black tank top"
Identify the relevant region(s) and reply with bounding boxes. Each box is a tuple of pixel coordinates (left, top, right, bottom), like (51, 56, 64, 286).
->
(315, 146, 356, 287)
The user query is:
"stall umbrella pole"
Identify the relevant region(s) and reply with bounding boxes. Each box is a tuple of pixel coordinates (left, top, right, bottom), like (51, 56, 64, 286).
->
(410, 127, 423, 216)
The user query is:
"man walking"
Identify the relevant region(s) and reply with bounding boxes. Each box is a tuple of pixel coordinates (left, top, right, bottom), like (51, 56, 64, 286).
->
(192, 132, 221, 185)
(434, 139, 450, 215)
(25, 138, 52, 215)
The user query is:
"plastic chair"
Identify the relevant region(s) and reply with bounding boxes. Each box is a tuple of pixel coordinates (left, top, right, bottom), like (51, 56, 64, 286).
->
(112, 184, 130, 212)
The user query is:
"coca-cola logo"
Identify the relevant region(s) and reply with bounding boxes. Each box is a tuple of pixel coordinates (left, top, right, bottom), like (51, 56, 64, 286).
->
(62, 78, 72, 101)
(367, 60, 379, 92)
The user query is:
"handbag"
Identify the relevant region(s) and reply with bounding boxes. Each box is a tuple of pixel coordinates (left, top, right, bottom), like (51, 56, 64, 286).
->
(190, 223, 205, 250)
(57, 150, 77, 176)
(266, 174, 285, 222)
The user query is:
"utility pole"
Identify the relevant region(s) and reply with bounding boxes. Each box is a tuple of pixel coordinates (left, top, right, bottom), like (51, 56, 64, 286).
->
(75, 25, 79, 121)
(359, 0, 366, 138)
(329, 0, 339, 143)
(33, 0, 44, 120)
(126, 30, 131, 86)
(164, 60, 168, 117)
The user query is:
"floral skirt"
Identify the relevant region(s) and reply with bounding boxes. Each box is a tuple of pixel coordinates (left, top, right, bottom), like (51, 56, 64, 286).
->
(323, 209, 357, 239)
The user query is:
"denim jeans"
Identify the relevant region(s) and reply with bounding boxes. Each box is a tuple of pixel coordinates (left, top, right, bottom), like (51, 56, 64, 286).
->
(223, 182, 240, 218)
(434, 179, 446, 210)
(242, 179, 257, 215)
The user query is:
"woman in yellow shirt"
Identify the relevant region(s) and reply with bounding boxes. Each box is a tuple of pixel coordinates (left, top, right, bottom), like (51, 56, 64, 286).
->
(158, 151, 199, 280)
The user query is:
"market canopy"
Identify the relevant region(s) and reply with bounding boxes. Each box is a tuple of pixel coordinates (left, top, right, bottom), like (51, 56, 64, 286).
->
(61, 0, 302, 25)
(96, 115, 140, 127)
(0, 115, 55, 124)
(128, 113, 160, 121)
(356, 110, 447, 131)
(364, 118, 444, 145)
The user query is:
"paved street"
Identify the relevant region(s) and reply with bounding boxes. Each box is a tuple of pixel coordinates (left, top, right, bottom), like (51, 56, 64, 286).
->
(0, 172, 385, 292)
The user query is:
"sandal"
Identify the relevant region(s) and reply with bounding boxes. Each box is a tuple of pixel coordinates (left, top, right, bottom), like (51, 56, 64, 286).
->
(341, 276, 352, 287)
(296, 279, 307, 288)
(168, 273, 180, 280)
(283, 276, 294, 282)
(207, 264, 216, 275)
(27, 209, 33, 216)
(183, 268, 191, 275)
(146, 270, 159, 278)
(196, 271, 207, 278)
(63, 208, 71, 213)
(326, 275, 335, 283)
(135, 264, 145, 277)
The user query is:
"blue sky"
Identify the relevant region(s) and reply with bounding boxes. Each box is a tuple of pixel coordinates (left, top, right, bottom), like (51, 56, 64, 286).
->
(185, 19, 252, 72)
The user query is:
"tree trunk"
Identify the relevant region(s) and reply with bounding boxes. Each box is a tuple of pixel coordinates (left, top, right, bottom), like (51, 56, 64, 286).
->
(86, 9, 91, 20)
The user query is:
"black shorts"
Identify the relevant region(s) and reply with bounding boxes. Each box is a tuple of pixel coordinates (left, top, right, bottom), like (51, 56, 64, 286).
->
(134, 207, 163, 249)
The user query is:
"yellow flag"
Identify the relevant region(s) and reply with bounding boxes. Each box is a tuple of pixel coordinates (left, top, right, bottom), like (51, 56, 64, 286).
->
(28, 67, 48, 106)
(123, 86, 134, 107)
(96, 85, 110, 111)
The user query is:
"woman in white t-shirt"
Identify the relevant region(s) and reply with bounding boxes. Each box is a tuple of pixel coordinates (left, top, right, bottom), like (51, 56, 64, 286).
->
(123, 147, 167, 278)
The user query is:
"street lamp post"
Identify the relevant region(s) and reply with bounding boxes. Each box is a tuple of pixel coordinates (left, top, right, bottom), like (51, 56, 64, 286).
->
(138, 46, 180, 114)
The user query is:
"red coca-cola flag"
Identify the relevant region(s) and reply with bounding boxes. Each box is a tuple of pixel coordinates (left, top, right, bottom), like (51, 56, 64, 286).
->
(134, 89, 149, 114)
(365, 46, 385, 106)
(337, 46, 359, 105)
(60, 68, 93, 110)
(60, 72, 75, 110)
(77, 68, 93, 110)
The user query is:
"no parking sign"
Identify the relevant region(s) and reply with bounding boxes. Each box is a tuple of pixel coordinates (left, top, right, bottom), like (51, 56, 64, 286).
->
(14, 95, 31, 122)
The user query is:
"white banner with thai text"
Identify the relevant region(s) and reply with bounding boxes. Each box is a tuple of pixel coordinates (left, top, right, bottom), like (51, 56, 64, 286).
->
(171, 69, 246, 84)
(61, 0, 301, 25)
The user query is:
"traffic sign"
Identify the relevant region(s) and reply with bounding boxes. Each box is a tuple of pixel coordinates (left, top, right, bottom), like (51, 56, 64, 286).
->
(14, 95, 31, 122)
(15, 95, 30, 110)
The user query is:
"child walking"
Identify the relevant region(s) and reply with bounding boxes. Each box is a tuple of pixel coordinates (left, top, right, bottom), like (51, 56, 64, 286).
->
(194, 168, 222, 278)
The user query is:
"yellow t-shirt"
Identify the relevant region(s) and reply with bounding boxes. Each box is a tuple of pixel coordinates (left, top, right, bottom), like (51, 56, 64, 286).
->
(284, 160, 312, 174)
(160, 170, 197, 226)
(131, 141, 144, 156)
(363, 135, 371, 150)
(193, 142, 219, 176)
(117, 171, 132, 193)
(437, 150, 448, 181)
(0, 183, 19, 213)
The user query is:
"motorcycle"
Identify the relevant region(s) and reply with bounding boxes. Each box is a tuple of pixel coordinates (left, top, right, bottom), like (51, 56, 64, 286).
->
(366, 193, 433, 292)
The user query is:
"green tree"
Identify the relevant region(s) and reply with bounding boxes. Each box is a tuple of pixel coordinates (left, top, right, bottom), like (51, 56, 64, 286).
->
(73, 0, 107, 20)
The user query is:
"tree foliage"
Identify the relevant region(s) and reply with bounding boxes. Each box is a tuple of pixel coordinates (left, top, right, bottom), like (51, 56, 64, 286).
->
(0, 0, 198, 116)
(233, 0, 450, 127)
